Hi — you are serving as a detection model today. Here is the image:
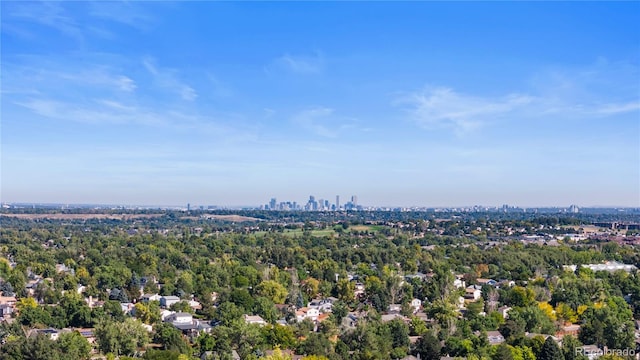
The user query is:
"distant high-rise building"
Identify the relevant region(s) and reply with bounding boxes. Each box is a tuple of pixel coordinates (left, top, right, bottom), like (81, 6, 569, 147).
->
(270, 198, 277, 210)
(351, 195, 358, 207)
(336, 195, 340, 210)
(569, 205, 580, 213)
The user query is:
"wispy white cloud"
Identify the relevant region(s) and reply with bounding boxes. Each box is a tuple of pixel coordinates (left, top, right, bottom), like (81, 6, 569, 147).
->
(88, 2, 156, 30)
(1, 53, 251, 143)
(3, 1, 155, 43)
(595, 101, 640, 115)
(399, 60, 639, 134)
(2, 60, 136, 95)
(142, 57, 197, 101)
(6, 2, 84, 42)
(13, 96, 246, 139)
(15, 98, 165, 127)
(267, 52, 325, 75)
(397, 87, 533, 134)
(292, 107, 337, 138)
(291, 107, 365, 138)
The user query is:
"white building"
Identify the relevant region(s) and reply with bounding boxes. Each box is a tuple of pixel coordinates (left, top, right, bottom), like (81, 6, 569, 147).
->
(564, 261, 638, 273)
(160, 295, 181, 308)
(244, 314, 267, 326)
(296, 307, 320, 322)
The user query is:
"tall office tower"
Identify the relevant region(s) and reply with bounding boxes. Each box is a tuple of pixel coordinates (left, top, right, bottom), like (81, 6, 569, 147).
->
(336, 195, 340, 210)
(270, 198, 277, 210)
(351, 195, 358, 207)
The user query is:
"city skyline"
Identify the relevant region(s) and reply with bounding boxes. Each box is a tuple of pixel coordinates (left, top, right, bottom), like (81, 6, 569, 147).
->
(1, 2, 639, 207)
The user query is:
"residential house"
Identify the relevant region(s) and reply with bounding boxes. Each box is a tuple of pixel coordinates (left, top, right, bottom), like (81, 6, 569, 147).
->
(74, 328, 96, 344)
(487, 331, 505, 345)
(296, 307, 320, 322)
(497, 306, 512, 319)
(120, 302, 135, 315)
(0, 295, 17, 307)
(476, 279, 498, 286)
(410, 298, 422, 313)
(405, 272, 428, 281)
(308, 297, 336, 313)
(556, 324, 580, 338)
(453, 277, 466, 289)
(166, 312, 193, 324)
(160, 295, 181, 308)
(141, 294, 161, 303)
(27, 328, 60, 340)
(244, 314, 267, 326)
(464, 286, 482, 301)
(165, 312, 212, 336)
(84, 296, 103, 308)
(0, 304, 14, 318)
(188, 299, 202, 311)
(499, 280, 516, 288)
(380, 313, 408, 323)
(388, 304, 402, 313)
(160, 310, 175, 321)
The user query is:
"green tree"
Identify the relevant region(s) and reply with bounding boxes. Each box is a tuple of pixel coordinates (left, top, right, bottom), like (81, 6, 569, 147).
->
(409, 316, 428, 336)
(254, 296, 278, 324)
(262, 324, 297, 349)
(256, 280, 288, 304)
(336, 278, 355, 302)
(561, 335, 586, 360)
(492, 344, 514, 360)
(58, 331, 92, 360)
(298, 332, 333, 358)
(94, 318, 149, 356)
(414, 332, 441, 360)
(579, 297, 635, 349)
(386, 318, 410, 350)
(538, 337, 563, 360)
(0, 334, 61, 360)
(215, 302, 243, 327)
(153, 322, 190, 354)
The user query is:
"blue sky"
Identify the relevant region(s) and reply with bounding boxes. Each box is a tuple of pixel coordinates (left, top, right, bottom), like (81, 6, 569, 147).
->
(1, 1, 639, 207)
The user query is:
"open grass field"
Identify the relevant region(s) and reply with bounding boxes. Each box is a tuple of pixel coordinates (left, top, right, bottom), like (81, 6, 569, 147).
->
(349, 224, 385, 232)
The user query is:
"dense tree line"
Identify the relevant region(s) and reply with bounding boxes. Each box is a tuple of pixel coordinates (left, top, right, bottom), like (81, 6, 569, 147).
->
(0, 211, 638, 359)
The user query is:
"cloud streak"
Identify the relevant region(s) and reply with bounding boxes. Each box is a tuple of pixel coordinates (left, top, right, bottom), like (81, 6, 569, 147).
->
(292, 107, 337, 138)
(397, 87, 534, 134)
(6, 2, 84, 42)
(143, 58, 197, 101)
(266, 52, 325, 75)
(291, 107, 364, 138)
